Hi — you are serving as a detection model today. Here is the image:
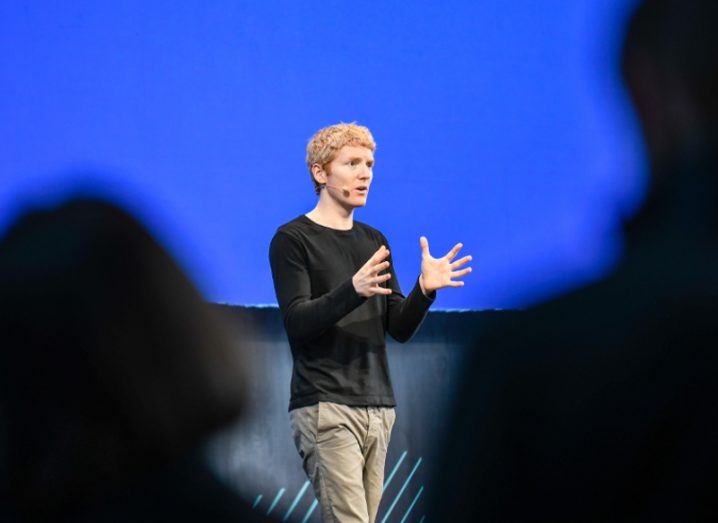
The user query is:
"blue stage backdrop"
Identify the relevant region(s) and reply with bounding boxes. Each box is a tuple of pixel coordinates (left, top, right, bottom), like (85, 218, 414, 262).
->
(1, 0, 644, 309)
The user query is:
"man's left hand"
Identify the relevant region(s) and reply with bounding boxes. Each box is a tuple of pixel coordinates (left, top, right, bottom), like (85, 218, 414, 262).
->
(419, 236, 472, 294)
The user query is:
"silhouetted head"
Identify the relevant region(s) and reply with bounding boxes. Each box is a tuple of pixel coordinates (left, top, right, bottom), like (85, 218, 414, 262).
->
(0, 198, 246, 518)
(622, 0, 718, 170)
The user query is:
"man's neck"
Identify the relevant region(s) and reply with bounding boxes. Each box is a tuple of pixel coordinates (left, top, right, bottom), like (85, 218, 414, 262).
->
(306, 195, 355, 230)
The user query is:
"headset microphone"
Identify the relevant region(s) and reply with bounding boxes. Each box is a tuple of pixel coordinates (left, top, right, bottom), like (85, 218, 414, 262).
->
(322, 184, 351, 198)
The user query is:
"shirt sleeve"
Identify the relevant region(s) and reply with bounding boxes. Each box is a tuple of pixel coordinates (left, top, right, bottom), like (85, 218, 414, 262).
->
(269, 231, 366, 342)
(383, 235, 435, 343)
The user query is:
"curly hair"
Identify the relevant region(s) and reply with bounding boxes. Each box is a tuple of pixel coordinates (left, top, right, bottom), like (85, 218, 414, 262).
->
(306, 122, 376, 194)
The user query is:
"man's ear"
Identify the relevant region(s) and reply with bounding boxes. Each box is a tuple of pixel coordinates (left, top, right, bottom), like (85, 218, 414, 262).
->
(311, 163, 327, 185)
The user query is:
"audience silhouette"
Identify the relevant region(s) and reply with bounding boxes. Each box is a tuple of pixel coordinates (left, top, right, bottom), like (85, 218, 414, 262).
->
(431, 1, 718, 521)
(0, 198, 274, 522)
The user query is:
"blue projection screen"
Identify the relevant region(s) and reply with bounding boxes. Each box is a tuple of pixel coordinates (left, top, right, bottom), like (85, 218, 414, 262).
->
(0, 0, 644, 309)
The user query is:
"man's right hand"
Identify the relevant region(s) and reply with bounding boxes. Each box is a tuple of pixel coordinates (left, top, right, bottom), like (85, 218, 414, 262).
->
(352, 246, 393, 297)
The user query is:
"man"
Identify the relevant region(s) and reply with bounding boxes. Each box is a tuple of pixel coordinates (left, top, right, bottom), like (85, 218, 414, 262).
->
(269, 123, 471, 523)
(431, 1, 718, 521)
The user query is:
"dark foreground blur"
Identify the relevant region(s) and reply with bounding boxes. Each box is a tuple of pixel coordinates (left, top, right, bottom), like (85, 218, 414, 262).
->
(0, 199, 275, 522)
(432, 1, 718, 521)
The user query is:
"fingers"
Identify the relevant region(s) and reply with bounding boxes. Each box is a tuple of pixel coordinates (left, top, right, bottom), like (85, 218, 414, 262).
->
(451, 267, 472, 278)
(369, 260, 390, 275)
(445, 242, 463, 262)
(354, 246, 394, 298)
(369, 272, 391, 284)
(420, 236, 430, 256)
(370, 285, 393, 295)
(374, 245, 390, 261)
(365, 246, 390, 268)
(450, 255, 472, 269)
(448, 280, 465, 287)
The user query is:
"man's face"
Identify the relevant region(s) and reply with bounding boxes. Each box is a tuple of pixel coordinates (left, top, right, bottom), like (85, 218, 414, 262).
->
(323, 145, 374, 208)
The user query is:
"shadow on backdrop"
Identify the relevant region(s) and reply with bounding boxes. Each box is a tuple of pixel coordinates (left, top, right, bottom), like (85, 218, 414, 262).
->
(0, 198, 275, 522)
(431, 0, 718, 521)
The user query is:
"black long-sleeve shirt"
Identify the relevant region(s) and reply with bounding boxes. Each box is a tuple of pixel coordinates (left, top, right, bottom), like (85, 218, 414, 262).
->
(269, 215, 434, 411)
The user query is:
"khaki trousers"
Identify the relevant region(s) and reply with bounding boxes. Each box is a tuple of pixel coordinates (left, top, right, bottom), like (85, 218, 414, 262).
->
(289, 402, 396, 523)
